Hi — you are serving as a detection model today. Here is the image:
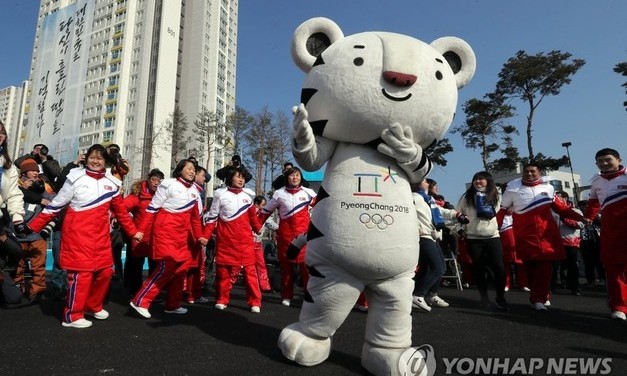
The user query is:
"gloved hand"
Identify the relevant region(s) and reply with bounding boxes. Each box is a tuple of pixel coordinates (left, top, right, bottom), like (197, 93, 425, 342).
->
(456, 213, 470, 225)
(14, 222, 33, 237)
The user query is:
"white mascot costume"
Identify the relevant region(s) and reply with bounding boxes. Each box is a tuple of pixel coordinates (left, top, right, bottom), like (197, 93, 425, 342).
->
(279, 17, 476, 376)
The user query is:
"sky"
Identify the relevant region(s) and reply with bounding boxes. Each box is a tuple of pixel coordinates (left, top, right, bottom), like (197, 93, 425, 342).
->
(1, 0, 625, 201)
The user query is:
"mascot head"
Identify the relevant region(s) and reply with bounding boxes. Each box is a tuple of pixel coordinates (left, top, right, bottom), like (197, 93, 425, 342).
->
(291, 17, 476, 149)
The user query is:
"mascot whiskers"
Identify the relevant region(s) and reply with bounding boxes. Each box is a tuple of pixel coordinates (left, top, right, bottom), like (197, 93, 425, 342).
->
(279, 17, 475, 376)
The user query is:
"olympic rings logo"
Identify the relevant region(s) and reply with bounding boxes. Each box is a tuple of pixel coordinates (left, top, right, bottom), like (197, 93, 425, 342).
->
(359, 212, 394, 230)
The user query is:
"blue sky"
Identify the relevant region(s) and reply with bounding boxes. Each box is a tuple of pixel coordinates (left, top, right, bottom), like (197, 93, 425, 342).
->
(2, 1, 625, 201)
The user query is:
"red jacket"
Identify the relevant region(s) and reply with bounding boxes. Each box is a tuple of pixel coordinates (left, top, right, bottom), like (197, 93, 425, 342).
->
(124, 180, 155, 258)
(29, 168, 137, 271)
(586, 166, 627, 264)
(186, 182, 206, 268)
(139, 178, 203, 263)
(203, 187, 261, 266)
(497, 178, 582, 261)
(259, 186, 316, 263)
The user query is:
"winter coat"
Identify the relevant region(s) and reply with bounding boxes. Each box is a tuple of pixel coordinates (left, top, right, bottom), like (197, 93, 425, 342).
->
(28, 168, 137, 271)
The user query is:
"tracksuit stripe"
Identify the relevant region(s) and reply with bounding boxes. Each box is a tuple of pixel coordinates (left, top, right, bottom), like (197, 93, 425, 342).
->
(65, 272, 78, 323)
(135, 261, 166, 306)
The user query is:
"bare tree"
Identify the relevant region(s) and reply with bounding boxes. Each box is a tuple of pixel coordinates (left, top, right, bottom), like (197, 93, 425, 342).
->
(192, 108, 231, 171)
(226, 106, 255, 156)
(165, 106, 191, 166)
(244, 108, 274, 194)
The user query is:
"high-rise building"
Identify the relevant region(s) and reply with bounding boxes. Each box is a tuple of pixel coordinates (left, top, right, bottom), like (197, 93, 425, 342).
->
(0, 82, 29, 159)
(23, 0, 238, 184)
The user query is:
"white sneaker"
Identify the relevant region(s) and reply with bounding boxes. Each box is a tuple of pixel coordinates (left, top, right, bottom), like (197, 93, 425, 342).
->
(610, 311, 626, 320)
(412, 296, 431, 312)
(281, 299, 291, 307)
(130, 301, 151, 319)
(197, 296, 210, 304)
(62, 318, 93, 328)
(86, 309, 109, 320)
(531, 302, 548, 311)
(251, 306, 261, 313)
(522, 287, 531, 292)
(164, 307, 188, 314)
(544, 300, 551, 307)
(504, 286, 510, 292)
(426, 294, 449, 308)
(214, 303, 227, 310)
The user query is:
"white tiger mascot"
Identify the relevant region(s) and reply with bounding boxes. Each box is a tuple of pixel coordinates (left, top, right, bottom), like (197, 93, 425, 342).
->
(280, 17, 475, 376)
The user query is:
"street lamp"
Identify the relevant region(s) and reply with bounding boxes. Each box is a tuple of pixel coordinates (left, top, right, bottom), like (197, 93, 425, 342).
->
(561, 141, 579, 205)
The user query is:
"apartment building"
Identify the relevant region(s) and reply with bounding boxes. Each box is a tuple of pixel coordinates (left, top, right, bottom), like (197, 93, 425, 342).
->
(23, 0, 238, 183)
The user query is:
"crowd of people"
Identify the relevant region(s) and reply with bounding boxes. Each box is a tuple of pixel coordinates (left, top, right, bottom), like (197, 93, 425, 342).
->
(0, 119, 624, 327)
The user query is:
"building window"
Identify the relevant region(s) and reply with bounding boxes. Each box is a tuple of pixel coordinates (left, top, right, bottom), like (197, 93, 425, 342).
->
(103, 130, 114, 143)
(564, 181, 571, 188)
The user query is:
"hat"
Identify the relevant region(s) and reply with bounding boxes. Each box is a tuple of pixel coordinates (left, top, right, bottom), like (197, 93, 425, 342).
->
(231, 155, 241, 164)
(19, 158, 39, 174)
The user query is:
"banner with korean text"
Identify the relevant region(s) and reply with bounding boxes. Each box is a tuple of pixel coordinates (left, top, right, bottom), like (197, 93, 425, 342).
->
(26, 0, 94, 164)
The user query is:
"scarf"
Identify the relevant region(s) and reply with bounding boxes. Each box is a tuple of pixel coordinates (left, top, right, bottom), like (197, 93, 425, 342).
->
(176, 177, 193, 188)
(417, 190, 446, 230)
(227, 187, 242, 194)
(475, 192, 496, 219)
(85, 168, 106, 180)
(600, 165, 626, 180)
(285, 185, 302, 194)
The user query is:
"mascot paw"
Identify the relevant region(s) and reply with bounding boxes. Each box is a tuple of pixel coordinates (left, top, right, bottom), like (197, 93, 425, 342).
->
(362, 343, 435, 376)
(278, 323, 331, 366)
(361, 342, 407, 376)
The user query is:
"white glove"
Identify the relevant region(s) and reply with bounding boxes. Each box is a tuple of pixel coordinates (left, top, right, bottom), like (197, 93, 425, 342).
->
(377, 123, 419, 164)
(292, 103, 315, 149)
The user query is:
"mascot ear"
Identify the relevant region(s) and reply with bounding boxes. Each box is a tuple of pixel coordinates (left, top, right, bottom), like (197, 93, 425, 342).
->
(291, 17, 344, 73)
(430, 37, 476, 89)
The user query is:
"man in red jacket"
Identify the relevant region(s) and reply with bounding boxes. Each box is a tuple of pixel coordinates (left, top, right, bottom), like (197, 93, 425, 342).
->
(585, 148, 627, 321)
(497, 163, 589, 311)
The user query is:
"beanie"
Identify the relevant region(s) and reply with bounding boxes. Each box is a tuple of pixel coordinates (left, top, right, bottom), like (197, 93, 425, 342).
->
(19, 158, 40, 174)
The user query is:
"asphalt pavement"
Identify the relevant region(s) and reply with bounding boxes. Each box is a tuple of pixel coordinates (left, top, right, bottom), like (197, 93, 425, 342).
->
(1, 279, 625, 376)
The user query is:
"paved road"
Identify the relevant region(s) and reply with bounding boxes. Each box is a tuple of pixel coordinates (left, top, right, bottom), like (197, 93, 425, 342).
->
(1, 281, 625, 375)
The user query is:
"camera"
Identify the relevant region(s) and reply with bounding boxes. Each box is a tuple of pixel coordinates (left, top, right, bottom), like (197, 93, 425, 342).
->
(40, 146, 49, 156)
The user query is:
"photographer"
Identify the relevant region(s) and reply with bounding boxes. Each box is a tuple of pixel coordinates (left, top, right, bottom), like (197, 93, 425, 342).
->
(215, 155, 252, 183)
(106, 144, 130, 181)
(0, 227, 28, 307)
(16, 144, 61, 183)
(10, 158, 54, 303)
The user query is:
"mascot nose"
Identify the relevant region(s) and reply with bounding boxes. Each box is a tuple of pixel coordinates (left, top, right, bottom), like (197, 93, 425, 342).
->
(382, 71, 417, 87)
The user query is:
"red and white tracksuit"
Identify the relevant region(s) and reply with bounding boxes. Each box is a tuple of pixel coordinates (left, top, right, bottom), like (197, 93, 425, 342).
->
(259, 185, 316, 300)
(124, 180, 155, 258)
(586, 166, 627, 314)
(499, 213, 526, 289)
(132, 178, 203, 311)
(498, 178, 582, 304)
(204, 187, 262, 307)
(29, 168, 138, 323)
(184, 182, 206, 302)
(253, 215, 278, 291)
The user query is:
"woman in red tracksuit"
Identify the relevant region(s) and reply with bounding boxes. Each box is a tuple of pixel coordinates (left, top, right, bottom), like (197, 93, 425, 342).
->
(123, 168, 164, 297)
(203, 167, 263, 312)
(129, 159, 206, 319)
(259, 166, 316, 307)
(28, 144, 141, 329)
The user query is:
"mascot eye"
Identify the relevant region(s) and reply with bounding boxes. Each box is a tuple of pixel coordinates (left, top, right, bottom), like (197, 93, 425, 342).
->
(353, 57, 364, 66)
(435, 71, 443, 80)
